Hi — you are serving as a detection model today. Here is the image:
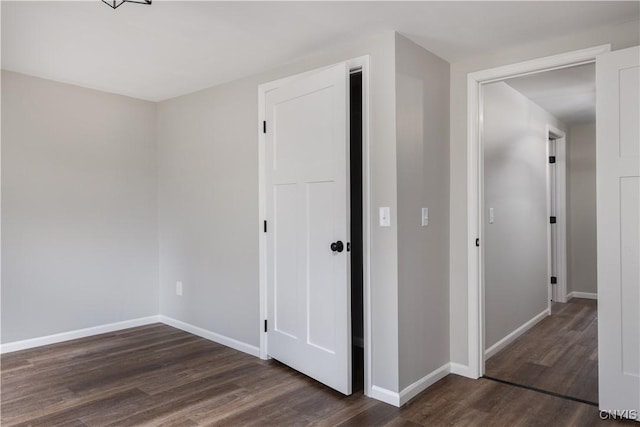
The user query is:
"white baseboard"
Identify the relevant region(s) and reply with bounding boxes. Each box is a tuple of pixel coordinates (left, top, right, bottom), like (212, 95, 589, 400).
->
(371, 362, 451, 407)
(567, 291, 597, 300)
(0, 315, 261, 359)
(0, 315, 161, 354)
(449, 362, 476, 379)
(158, 315, 260, 358)
(399, 362, 450, 406)
(370, 385, 401, 407)
(485, 308, 550, 360)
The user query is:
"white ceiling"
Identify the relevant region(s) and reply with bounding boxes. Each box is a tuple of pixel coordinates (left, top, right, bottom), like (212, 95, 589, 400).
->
(505, 63, 596, 125)
(2, 1, 638, 101)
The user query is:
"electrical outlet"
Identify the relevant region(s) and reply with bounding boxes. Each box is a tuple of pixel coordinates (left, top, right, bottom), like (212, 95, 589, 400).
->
(176, 281, 183, 296)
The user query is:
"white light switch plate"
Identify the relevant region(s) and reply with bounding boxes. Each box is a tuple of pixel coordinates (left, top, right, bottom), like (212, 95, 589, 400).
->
(489, 208, 495, 224)
(421, 208, 429, 227)
(379, 207, 390, 227)
(176, 281, 183, 296)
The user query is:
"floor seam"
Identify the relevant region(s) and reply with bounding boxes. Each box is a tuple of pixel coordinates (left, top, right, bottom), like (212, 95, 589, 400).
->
(481, 375, 598, 407)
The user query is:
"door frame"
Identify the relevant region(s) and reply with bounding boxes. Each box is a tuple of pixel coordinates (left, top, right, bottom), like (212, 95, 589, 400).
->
(257, 55, 372, 396)
(466, 44, 610, 379)
(546, 125, 568, 304)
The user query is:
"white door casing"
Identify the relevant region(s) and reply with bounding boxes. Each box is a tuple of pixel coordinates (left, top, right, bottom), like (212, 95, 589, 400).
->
(596, 46, 640, 418)
(467, 45, 611, 379)
(264, 62, 352, 395)
(546, 127, 568, 304)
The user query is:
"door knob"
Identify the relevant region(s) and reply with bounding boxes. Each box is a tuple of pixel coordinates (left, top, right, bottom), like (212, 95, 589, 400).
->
(330, 241, 344, 253)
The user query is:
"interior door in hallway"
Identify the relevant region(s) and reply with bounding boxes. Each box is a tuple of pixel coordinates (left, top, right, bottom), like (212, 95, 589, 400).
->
(596, 45, 640, 418)
(264, 63, 351, 395)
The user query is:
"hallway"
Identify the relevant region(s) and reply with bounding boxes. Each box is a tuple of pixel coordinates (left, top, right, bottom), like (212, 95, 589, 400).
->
(485, 298, 598, 405)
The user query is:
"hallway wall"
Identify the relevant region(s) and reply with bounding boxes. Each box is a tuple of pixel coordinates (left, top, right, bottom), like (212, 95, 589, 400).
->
(567, 122, 597, 296)
(483, 81, 566, 350)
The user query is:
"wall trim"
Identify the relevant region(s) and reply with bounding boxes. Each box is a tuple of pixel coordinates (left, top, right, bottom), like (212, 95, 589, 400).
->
(371, 363, 451, 407)
(485, 308, 550, 360)
(0, 315, 161, 354)
(158, 315, 260, 358)
(449, 362, 474, 378)
(399, 362, 450, 406)
(370, 385, 401, 407)
(1, 314, 263, 359)
(567, 291, 597, 300)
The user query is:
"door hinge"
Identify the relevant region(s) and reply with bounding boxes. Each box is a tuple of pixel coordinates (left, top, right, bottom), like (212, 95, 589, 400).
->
(263, 121, 267, 134)
(264, 220, 267, 233)
(550, 216, 557, 224)
(475, 238, 480, 247)
(264, 319, 267, 332)
(549, 156, 556, 164)
(551, 276, 557, 284)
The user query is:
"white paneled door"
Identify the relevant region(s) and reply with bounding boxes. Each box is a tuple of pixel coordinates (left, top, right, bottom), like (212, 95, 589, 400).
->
(265, 63, 351, 395)
(597, 46, 640, 419)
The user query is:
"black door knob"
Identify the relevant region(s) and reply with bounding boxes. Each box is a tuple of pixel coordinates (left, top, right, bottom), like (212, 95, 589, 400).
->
(330, 241, 344, 253)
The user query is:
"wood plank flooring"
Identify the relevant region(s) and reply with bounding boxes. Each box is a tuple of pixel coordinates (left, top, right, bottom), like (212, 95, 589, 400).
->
(485, 298, 599, 405)
(1, 321, 633, 426)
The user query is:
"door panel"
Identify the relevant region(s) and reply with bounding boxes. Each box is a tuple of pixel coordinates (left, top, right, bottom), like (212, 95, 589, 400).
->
(620, 67, 639, 158)
(596, 46, 640, 418)
(273, 183, 299, 339)
(265, 63, 351, 395)
(620, 177, 639, 377)
(307, 181, 337, 353)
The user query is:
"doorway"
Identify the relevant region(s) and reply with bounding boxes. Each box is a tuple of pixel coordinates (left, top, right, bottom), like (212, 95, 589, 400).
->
(469, 50, 603, 406)
(257, 56, 372, 397)
(350, 70, 365, 392)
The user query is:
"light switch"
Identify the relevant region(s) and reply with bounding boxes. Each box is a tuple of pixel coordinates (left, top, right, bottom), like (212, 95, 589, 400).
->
(421, 208, 429, 227)
(489, 208, 495, 224)
(379, 207, 391, 227)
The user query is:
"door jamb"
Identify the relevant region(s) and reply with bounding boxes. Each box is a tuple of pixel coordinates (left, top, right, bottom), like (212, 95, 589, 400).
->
(547, 125, 567, 304)
(257, 55, 372, 396)
(466, 45, 610, 379)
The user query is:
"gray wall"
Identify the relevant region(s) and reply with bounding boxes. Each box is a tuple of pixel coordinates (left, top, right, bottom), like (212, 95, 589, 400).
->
(1, 31, 453, 394)
(157, 31, 402, 392)
(567, 121, 597, 295)
(449, 20, 640, 367)
(483, 82, 565, 350)
(395, 34, 450, 390)
(1, 70, 158, 343)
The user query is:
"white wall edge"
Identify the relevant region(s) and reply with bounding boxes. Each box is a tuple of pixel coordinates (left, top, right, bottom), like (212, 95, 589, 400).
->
(567, 291, 598, 300)
(399, 363, 450, 406)
(159, 315, 260, 358)
(449, 362, 475, 378)
(484, 308, 550, 360)
(0, 315, 161, 354)
(370, 385, 401, 407)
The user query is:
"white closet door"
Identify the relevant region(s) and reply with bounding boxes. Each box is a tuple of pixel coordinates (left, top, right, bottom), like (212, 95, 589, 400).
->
(265, 63, 351, 395)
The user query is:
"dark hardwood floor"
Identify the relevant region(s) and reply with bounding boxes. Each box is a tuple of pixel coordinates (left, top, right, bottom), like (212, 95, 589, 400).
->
(1, 320, 632, 426)
(485, 298, 599, 405)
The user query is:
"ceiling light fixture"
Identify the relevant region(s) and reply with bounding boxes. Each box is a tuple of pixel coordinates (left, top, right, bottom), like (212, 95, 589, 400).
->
(102, 0, 151, 9)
